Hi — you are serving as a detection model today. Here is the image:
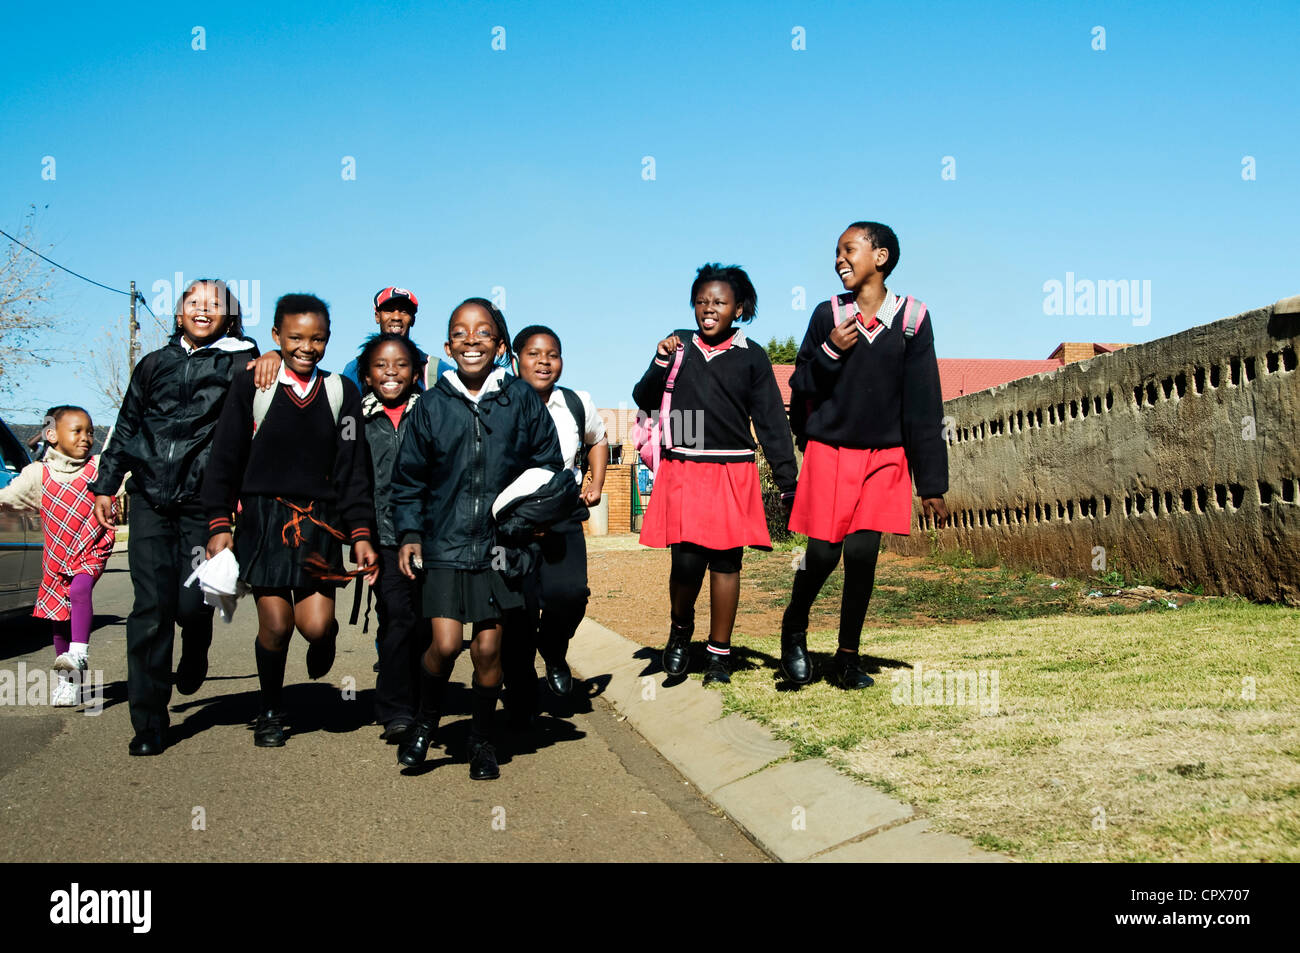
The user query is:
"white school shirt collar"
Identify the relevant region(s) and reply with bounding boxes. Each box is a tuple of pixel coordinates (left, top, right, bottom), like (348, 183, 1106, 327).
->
(841, 292, 902, 331)
(276, 363, 319, 399)
(178, 334, 255, 355)
(441, 366, 507, 404)
(691, 328, 749, 360)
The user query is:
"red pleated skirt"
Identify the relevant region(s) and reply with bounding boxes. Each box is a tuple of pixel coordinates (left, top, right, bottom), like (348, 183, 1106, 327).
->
(639, 458, 772, 550)
(788, 441, 914, 541)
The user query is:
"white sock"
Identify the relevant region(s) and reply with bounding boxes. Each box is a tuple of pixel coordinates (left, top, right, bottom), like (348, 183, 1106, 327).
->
(68, 643, 88, 662)
(57, 670, 74, 683)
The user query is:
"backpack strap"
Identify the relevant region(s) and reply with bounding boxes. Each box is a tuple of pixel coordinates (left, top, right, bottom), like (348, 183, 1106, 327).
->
(324, 372, 344, 424)
(252, 382, 276, 434)
(253, 371, 344, 436)
(901, 295, 929, 338)
(558, 386, 589, 475)
(661, 343, 686, 450)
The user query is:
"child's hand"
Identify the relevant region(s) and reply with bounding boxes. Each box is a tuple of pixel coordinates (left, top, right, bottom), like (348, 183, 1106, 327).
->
(828, 313, 859, 351)
(353, 540, 379, 586)
(92, 495, 117, 530)
(580, 481, 604, 506)
(398, 542, 423, 580)
(921, 496, 950, 526)
(656, 334, 682, 357)
(207, 532, 234, 559)
(249, 351, 282, 390)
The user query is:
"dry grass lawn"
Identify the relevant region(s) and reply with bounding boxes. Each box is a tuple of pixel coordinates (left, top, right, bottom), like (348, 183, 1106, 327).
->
(585, 540, 1300, 861)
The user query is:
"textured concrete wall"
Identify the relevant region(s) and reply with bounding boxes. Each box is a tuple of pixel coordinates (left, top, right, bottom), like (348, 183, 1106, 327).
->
(891, 299, 1300, 604)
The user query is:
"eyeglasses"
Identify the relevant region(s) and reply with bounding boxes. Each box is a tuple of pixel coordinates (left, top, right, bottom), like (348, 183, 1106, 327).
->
(450, 329, 497, 343)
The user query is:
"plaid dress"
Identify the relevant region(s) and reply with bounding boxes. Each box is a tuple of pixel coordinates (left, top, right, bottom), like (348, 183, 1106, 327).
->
(35, 456, 116, 621)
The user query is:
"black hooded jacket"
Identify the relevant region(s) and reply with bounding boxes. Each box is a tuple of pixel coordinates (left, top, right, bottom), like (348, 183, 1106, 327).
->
(391, 369, 563, 570)
(89, 332, 259, 510)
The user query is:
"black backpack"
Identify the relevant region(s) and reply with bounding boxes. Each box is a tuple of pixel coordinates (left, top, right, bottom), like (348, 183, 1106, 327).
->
(558, 386, 589, 477)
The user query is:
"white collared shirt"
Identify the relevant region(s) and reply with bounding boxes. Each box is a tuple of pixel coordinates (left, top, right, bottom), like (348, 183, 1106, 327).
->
(545, 388, 607, 481)
(441, 366, 507, 404)
(277, 362, 319, 399)
(179, 334, 256, 355)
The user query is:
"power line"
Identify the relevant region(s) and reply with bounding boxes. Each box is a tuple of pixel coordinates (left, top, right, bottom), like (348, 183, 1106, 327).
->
(0, 226, 143, 303)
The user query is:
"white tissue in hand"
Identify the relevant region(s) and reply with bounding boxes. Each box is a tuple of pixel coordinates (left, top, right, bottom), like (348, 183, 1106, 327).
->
(184, 548, 250, 623)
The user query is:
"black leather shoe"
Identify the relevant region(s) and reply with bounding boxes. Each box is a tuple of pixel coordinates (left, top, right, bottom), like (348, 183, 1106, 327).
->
(254, 711, 288, 747)
(174, 652, 209, 696)
(469, 738, 500, 780)
(305, 634, 336, 680)
(128, 732, 165, 757)
(702, 654, 731, 686)
(661, 623, 693, 677)
(780, 630, 812, 685)
(828, 652, 875, 690)
(545, 660, 572, 697)
(380, 721, 413, 743)
(398, 721, 436, 767)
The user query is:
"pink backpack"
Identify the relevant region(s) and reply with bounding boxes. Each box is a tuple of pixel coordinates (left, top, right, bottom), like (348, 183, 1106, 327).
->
(831, 292, 928, 337)
(631, 343, 686, 474)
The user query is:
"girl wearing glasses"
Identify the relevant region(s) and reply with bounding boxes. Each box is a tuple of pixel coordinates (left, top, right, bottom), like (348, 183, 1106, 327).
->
(390, 298, 562, 781)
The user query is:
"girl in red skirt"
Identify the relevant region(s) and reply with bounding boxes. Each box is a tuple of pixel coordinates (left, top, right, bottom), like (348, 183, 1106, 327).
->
(784, 221, 950, 689)
(634, 264, 797, 685)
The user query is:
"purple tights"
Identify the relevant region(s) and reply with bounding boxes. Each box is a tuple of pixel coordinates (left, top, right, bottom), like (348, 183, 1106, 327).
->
(50, 574, 96, 657)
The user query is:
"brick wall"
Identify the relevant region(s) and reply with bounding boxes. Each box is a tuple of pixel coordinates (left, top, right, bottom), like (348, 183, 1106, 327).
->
(603, 463, 636, 534)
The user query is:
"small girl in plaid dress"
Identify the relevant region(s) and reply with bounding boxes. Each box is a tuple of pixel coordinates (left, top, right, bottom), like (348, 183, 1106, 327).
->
(0, 406, 116, 706)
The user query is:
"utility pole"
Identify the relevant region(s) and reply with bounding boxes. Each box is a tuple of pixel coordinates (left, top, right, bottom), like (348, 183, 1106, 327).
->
(128, 279, 139, 370)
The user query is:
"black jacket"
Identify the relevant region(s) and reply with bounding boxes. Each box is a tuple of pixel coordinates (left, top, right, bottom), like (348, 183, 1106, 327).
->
(789, 294, 948, 498)
(632, 329, 798, 496)
(391, 369, 563, 570)
(362, 391, 419, 547)
(492, 468, 587, 578)
(89, 333, 259, 510)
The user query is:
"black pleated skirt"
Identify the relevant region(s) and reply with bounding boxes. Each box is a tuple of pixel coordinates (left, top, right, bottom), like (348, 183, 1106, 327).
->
(234, 495, 346, 590)
(419, 567, 523, 623)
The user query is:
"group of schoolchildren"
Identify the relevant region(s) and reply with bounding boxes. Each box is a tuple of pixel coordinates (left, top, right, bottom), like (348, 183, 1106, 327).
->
(1, 220, 949, 783)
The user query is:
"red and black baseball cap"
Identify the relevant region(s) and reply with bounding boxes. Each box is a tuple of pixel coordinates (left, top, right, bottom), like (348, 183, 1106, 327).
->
(374, 286, 419, 313)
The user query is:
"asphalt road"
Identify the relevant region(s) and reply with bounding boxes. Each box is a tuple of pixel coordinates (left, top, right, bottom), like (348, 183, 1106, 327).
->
(0, 551, 766, 862)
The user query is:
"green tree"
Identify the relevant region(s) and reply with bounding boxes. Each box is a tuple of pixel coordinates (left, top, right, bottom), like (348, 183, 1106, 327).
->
(765, 335, 798, 364)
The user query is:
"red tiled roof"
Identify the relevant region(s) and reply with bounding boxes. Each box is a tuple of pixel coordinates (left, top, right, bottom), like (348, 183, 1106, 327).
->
(935, 358, 1063, 401)
(771, 364, 794, 405)
(770, 358, 1065, 406)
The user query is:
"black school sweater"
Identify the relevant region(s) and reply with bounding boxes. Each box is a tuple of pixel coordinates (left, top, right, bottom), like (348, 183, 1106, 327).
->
(201, 366, 375, 543)
(788, 293, 948, 498)
(632, 329, 798, 497)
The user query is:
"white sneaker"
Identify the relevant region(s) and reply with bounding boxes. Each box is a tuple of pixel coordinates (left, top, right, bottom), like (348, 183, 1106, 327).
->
(51, 676, 78, 707)
(53, 652, 88, 673)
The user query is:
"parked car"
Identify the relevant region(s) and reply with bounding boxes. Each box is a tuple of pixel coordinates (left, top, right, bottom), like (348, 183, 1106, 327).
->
(0, 417, 42, 619)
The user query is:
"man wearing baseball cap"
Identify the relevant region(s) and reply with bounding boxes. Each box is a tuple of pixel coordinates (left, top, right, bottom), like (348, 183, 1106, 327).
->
(340, 286, 454, 389)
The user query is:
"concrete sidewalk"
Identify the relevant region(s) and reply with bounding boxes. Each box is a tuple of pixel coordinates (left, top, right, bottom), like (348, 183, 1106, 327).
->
(567, 618, 1009, 863)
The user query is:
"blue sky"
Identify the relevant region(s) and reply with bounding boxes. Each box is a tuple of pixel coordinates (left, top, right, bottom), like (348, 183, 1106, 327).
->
(2, 0, 1297, 423)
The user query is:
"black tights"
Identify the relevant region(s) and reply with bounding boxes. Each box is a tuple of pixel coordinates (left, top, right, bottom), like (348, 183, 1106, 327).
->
(782, 531, 882, 653)
(669, 544, 741, 644)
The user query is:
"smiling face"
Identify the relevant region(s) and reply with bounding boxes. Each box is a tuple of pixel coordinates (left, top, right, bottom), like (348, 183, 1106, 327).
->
(693, 280, 741, 341)
(364, 340, 417, 407)
(444, 303, 504, 386)
(835, 227, 889, 292)
(516, 333, 562, 396)
(178, 282, 230, 348)
(374, 304, 415, 336)
(272, 312, 330, 376)
(47, 411, 94, 460)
